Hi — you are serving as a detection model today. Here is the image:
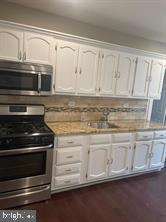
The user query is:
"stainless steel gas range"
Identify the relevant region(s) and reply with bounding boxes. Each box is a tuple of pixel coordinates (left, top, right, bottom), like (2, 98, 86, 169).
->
(0, 104, 54, 209)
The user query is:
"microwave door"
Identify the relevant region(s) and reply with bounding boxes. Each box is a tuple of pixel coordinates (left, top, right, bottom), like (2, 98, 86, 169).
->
(0, 69, 39, 95)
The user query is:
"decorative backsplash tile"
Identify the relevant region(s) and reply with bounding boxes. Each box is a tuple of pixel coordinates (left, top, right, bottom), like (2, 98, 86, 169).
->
(0, 94, 148, 122)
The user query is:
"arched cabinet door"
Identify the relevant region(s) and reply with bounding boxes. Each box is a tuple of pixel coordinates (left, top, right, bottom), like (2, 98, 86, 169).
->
(87, 144, 110, 181)
(99, 49, 118, 96)
(55, 40, 79, 93)
(132, 141, 152, 172)
(116, 52, 136, 97)
(109, 143, 130, 176)
(0, 27, 23, 61)
(77, 45, 99, 95)
(24, 32, 54, 65)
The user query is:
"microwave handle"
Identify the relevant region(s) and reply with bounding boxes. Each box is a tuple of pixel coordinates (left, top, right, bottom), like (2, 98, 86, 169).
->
(38, 72, 41, 93)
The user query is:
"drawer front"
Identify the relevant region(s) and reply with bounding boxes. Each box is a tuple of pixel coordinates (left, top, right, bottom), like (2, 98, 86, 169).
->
(136, 131, 154, 141)
(54, 174, 80, 187)
(154, 131, 166, 139)
(56, 147, 82, 165)
(57, 136, 83, 148)
(90, 134, 110, 145)
(112, 133, 131, 143)
(55, 163, 81, 176)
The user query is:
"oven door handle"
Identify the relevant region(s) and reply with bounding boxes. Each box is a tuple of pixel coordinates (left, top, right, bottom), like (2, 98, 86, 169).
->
(0, 144, 53, 156)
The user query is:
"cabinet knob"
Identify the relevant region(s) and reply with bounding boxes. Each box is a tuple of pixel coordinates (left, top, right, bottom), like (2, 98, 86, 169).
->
(23, 52, 26, 61)
(18, 51, 22, 60)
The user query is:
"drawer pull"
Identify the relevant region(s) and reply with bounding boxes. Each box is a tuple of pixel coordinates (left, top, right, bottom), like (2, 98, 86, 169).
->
(65, 169, 72, 172)
(159, 135, 164, 137)
(143, 136, 149, 138)
(66, 155, 73, 159)
(64, 180, 71, 184)
(67, 141, 74, 144)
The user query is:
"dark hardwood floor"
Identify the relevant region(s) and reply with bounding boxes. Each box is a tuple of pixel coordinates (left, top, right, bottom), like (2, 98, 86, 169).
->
(19, 169, 166, 222)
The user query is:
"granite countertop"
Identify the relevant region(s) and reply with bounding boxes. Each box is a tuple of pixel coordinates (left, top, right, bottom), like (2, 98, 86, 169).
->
(47, 120, 166, 136)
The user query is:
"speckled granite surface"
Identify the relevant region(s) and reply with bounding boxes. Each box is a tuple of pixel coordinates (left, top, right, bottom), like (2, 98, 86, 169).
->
(47, 120, 166, 136)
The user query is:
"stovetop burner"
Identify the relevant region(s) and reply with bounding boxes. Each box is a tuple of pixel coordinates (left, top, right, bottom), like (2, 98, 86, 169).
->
(0, 121, 51, 137)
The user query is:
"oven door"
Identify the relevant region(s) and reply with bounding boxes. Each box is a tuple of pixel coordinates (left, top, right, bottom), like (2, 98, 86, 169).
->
(0, 145, 53, 193)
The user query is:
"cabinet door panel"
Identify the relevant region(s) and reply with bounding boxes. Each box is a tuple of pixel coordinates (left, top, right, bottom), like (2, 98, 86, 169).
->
(24, 32, 54, 64)
(116, 53, 136, 96)
(150, 140, 166, 168)
(99, 49, 118, 95)
(132, 141, 152, 172)
(0, 27, 23, 61)
(133, 56, 151, 97)
(148, 59, 165, 99)
(55, 40, 78, 93)
(109, 143, 130, 176)
(77, 45, 99, 94)
(87, 144, 110, 181)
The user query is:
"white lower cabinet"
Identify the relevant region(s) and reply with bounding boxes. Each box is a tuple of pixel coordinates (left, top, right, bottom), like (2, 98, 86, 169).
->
(149, 140, 166, 169)
(132, 141, 152, 172)
(52, 131, 166, 192)
(87, 144, 110, 181)
(109, 143, 130, 176)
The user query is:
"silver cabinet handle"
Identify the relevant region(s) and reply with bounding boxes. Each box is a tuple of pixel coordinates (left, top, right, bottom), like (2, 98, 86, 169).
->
(75, 67, 77, 74)
(23, 52, 26, 61)
(118, 71, 120, 78)
(18, 51, 22, 60)
(79, 68, 82, 74)
(114, 71, 118, 78)
(149, 76, 152, 82)
(65, 169, 72, 172)
(66, 155, 73, 159)
(64, 180, 71, 184)
(67, 141, 74, 144)
(38, 72, 41, 93)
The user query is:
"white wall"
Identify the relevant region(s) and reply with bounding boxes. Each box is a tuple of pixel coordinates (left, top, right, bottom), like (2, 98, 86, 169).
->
(0, 0, 166, 54)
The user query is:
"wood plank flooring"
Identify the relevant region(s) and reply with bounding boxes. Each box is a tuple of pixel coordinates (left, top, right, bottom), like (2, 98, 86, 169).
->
(19, 169, 166, 222)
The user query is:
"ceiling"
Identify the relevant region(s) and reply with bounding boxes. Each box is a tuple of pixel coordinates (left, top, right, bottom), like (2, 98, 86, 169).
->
(7, 0, 166, 43)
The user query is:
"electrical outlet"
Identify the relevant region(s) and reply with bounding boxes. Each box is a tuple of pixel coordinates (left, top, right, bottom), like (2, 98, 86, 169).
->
(68, 101, 76, 107)
(123, 103, 129, 108)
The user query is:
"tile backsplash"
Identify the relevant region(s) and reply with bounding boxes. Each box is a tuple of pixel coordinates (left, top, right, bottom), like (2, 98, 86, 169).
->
(0, 95, 148, 122)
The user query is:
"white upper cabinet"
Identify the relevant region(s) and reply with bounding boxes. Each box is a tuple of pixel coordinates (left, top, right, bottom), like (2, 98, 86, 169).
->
(77, 45, 99, 95)
(0, 27, 23, 61)
(133, 56, 152, 97)
(99, 49, 118, 96)
(55, 40, 79, 93)
(24, 32, 54, 64)
(149, 140, 166, 169)
(132, 141, 152, 172)
(116, 53, 136, 96)
(148, 59, 165, 99)
(87, 144, 110, 181)
(109, 143, 130, 176)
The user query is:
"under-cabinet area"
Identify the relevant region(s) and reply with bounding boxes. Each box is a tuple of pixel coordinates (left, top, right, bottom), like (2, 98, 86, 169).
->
(51, 130, 166, 192)
(0, 21, 165, 99)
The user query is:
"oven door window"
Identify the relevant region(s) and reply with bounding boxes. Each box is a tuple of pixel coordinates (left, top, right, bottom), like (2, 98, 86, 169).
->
(0, 70, 38, 91)
(0, 152, 46, 181)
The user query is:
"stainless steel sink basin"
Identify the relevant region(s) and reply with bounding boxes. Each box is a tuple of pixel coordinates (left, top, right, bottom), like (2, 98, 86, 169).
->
(88, 121, 119, 129)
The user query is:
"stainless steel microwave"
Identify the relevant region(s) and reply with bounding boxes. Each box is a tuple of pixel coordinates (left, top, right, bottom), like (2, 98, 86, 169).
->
(0, 60, 53, 96)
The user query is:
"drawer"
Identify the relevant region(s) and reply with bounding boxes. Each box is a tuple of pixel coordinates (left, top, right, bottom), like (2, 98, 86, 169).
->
(54, 174, 80, 187)
(90, 134, 110, 145)
(55, 163, 81, 176)
(112, 133, 131, 143)
(136, 131, 153, 141)
(57, 136, 83, 148)
(154, 131, 166, 139)
(56, 147, 82, 165)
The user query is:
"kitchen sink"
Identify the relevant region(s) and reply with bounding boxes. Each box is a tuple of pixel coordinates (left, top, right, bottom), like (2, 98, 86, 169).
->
(88, 121, 120, 129)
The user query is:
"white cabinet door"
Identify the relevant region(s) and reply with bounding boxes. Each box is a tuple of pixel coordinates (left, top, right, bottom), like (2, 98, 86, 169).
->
(109, 143, 130, 176)
(87, 144, 110, 181)
(77, 45, 99, 95)
(55, 40, 79, 93)
(0, 27, 23, 61)
(24, 32, 54, 64)
(148, 59, 165, 99)
(99, 49, 118, 96)
(116, 53, 136, 96)
(149, 140, 166, 168)
(133, 56, 152, 97)
(132, 141, 152, 172)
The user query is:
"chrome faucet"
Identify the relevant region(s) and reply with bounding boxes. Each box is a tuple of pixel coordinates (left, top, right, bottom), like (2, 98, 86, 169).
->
(101, 111, 110, 121)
